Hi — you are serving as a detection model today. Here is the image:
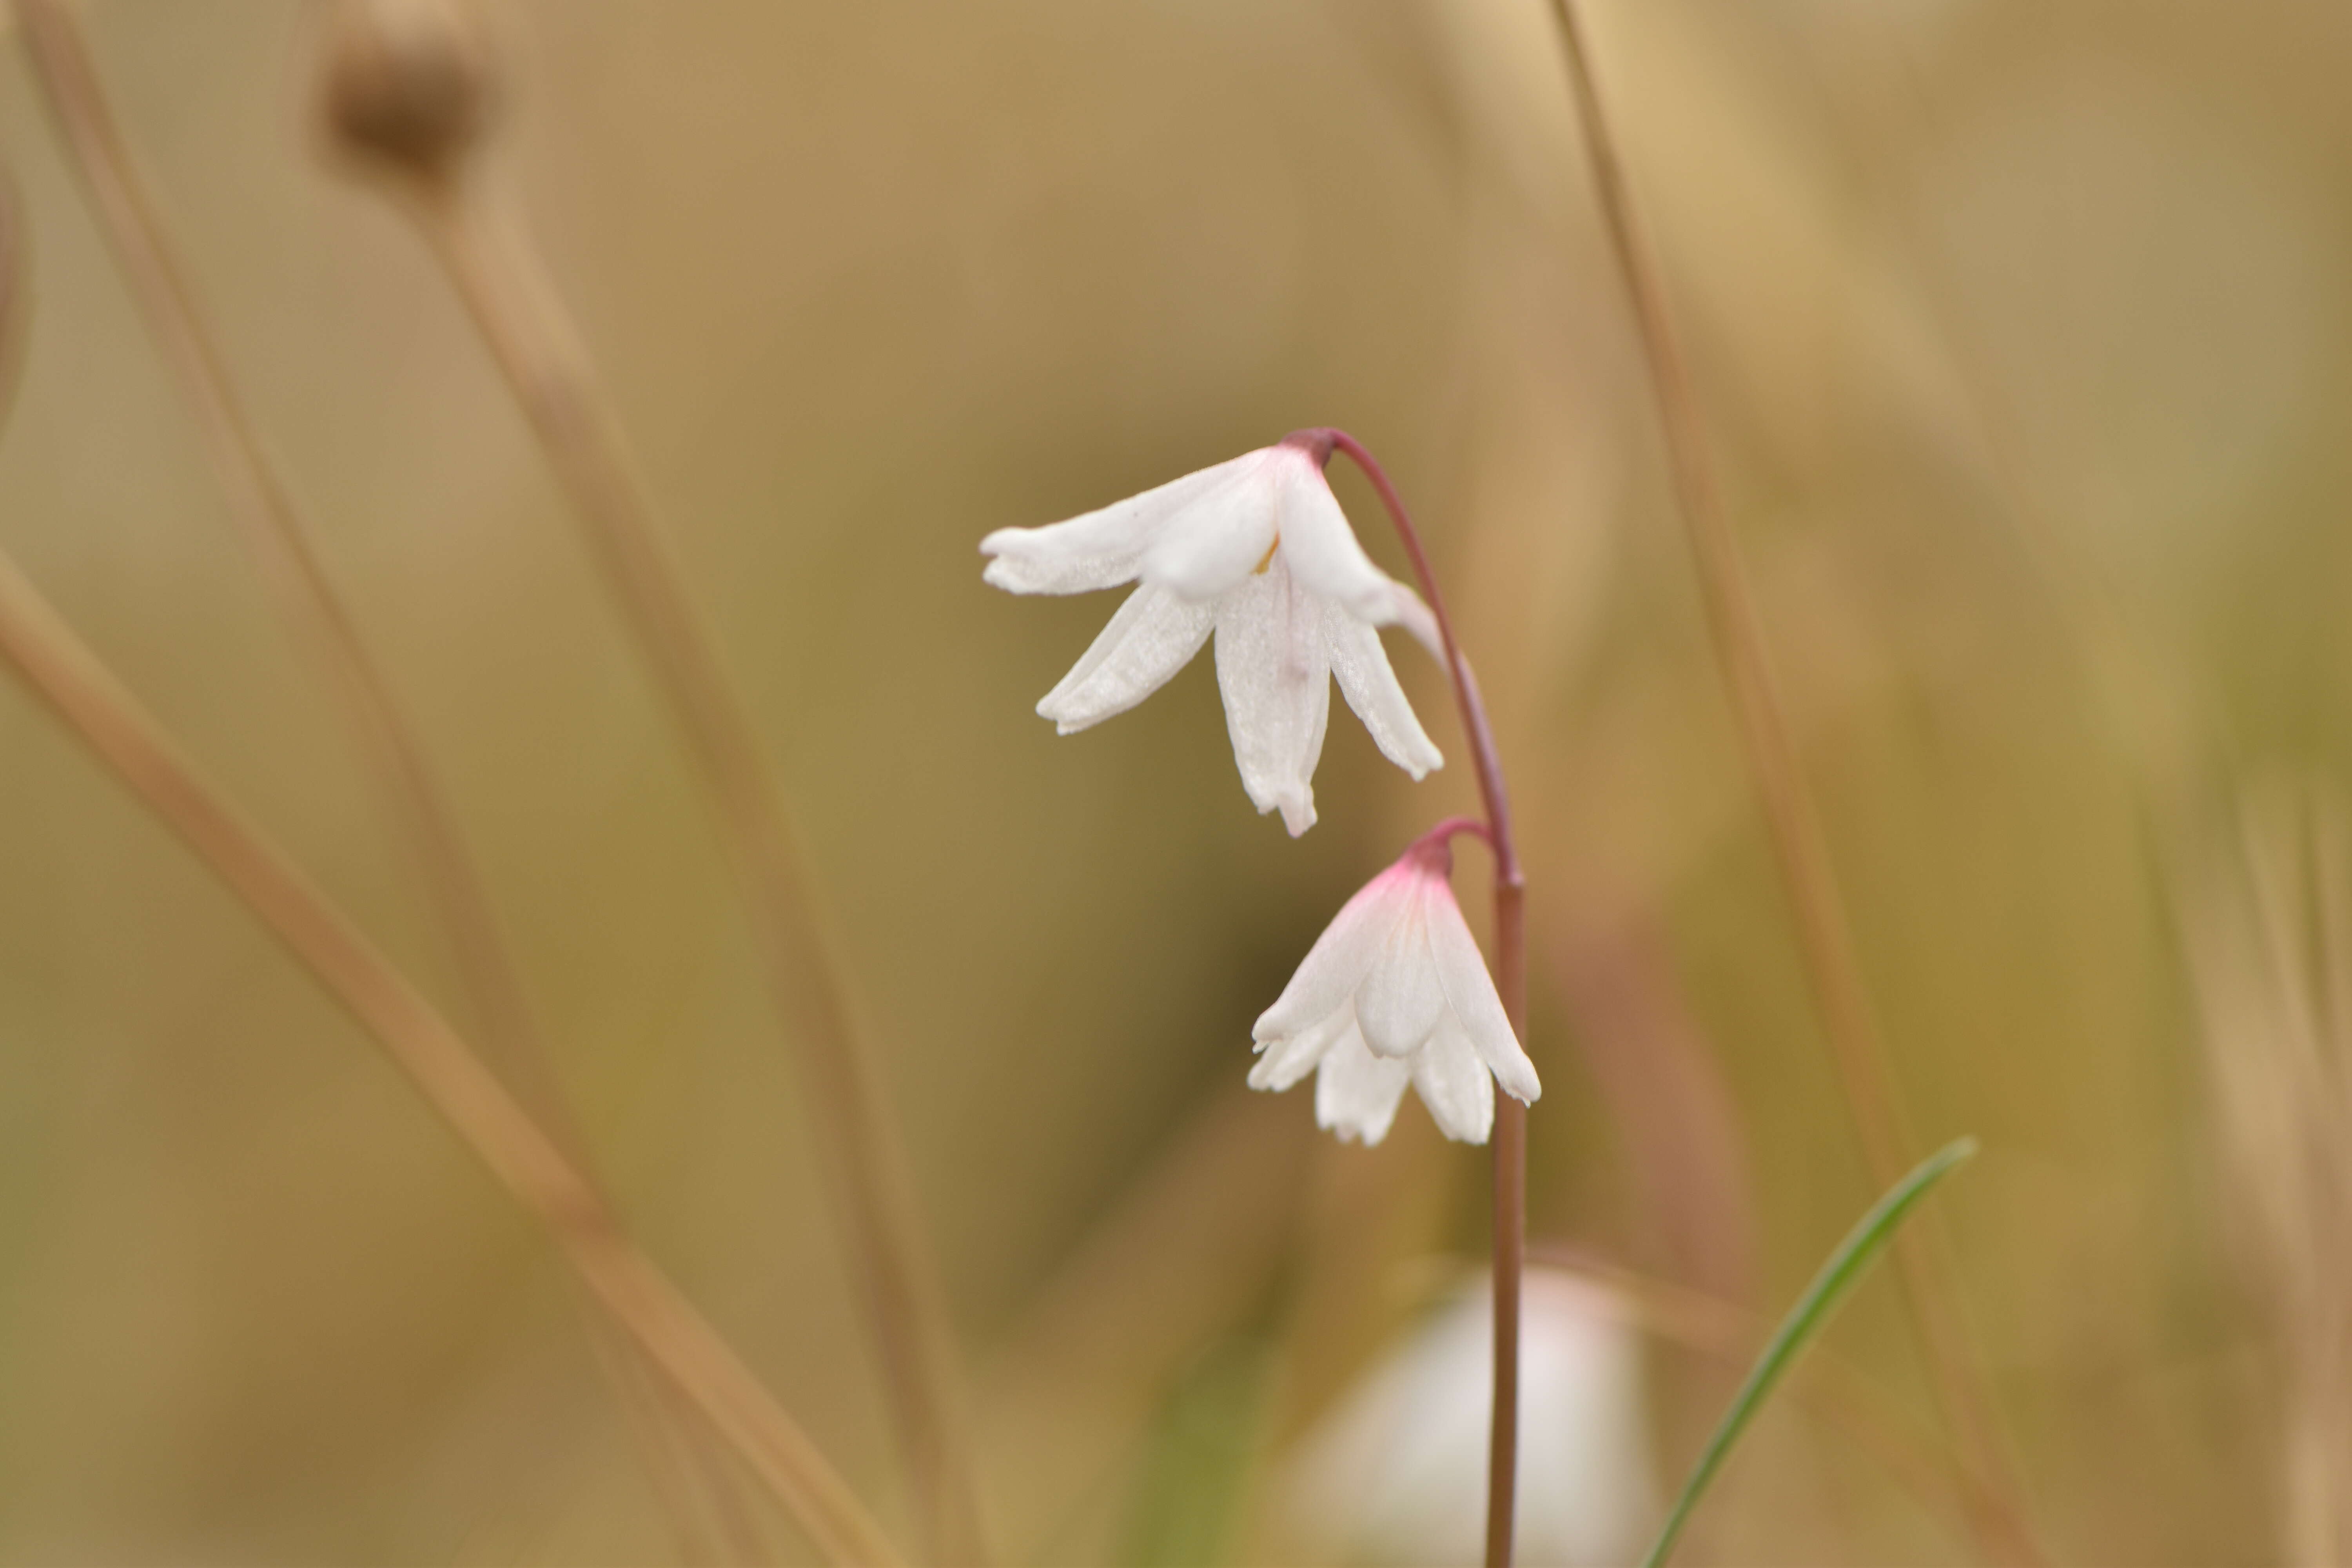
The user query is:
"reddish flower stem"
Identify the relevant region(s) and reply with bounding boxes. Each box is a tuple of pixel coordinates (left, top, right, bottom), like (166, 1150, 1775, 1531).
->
(1289, 426, 1527, 1568)
(1413, 815, 1495, 857)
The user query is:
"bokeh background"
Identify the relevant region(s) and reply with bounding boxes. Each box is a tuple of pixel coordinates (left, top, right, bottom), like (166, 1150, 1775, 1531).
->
(0, 0, 2347, 1562)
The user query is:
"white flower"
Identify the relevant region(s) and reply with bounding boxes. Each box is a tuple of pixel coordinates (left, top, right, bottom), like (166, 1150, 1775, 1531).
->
(1249, 829, 1539, 1144)
(980, 440, 1443, 836)
(1283, 1270, 1659, 1567)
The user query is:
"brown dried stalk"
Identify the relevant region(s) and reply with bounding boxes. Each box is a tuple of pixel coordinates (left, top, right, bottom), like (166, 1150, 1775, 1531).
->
(0, 90, 874, 1552)
(7, 7, 762, 1556)
(14, 0, 558, 1150)
(428, 194, 984, 1565)
(302, 6, 985, 1557)
(0, 538, 901, 1567)
(1538, 5, 2039, 1561)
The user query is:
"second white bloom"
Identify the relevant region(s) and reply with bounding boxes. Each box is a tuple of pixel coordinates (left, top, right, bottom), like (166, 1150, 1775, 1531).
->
(1250, 832, 1541, 1145)
(980, 441, 1443, 835)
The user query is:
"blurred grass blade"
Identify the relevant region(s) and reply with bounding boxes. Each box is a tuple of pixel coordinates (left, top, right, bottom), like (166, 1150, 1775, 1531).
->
(1642, 1137, 1981, 1568)
(1118, 1333, 1272, 1568)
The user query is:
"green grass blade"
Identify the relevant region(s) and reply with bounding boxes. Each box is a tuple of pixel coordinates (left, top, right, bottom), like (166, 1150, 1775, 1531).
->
(1640, 1136, 1981, 1568)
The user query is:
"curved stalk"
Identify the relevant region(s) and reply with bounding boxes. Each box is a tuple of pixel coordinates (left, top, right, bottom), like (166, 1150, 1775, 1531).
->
(1288, 426, 1527, 1567)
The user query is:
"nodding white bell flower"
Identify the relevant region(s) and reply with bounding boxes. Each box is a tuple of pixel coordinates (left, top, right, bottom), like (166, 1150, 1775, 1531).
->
(1249, 824, 1539, 1144)
(980, 437, 1443, 836)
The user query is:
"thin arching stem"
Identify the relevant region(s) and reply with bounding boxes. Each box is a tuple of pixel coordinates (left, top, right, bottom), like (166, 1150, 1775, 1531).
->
(1537, 5, 2040, 1562)
(1289, 427, 1527, 1568)
(9, 9, 758, 1557)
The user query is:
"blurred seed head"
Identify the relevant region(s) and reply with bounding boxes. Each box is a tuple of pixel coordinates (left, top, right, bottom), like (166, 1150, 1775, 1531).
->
(317, 0, 495, 184)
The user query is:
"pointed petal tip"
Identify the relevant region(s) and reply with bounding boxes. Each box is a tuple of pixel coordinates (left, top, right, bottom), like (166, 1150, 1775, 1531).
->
(1250, 1010, 1357, 1092)
(1319, 1114, 1389, 1147)
(1314, 1034, 1410, 1145)
(1428, 1106, 1493, 1145)
(1447, 1112, 1494, 1146)
(1037, 691, 1111, 734)
(1392, 590, 1445, 661)
(1033, 695, 1089, 733)
(1325, 609, 1446, 783)
(1408, 742, 1445, 779)
(1248, 1052, 1319, 1094)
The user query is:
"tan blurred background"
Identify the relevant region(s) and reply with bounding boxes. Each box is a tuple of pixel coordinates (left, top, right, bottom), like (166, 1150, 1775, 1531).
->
(0, 0, 2347, 1562)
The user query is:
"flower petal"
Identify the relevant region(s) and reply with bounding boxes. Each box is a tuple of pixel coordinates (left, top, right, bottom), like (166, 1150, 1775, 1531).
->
(1272, 451, 1401, 624)
(1426, 890, 1541, 1104)
(1249, 1003, 1356, 1093)
(1034, 583, 1217, 734)
(1354, 875, 1449, 1058)
(981, 450, 1262, 595)
(1255, 863, 1416, 1043)
(1314, 1026, 1414, 1146)
(1137, 449, 1283, 602)
(1389, 583, 1445, 663)
(1213, 559, 1331, 836)
(1326, 612, 1443, 780)
(1410, 1017, 1496, 1143)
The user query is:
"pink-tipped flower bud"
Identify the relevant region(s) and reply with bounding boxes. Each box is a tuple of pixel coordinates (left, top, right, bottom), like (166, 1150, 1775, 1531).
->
(318, 0, 495, 183)
(1248, 819, 1539, 1145)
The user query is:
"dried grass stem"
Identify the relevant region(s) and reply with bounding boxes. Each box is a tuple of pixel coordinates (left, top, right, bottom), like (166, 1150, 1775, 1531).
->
(1539, 4, 2039, 1560)
(0, 542, 901, 1567)
(398, 181, 985, 1567)
(9, 8, 763, 1556)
